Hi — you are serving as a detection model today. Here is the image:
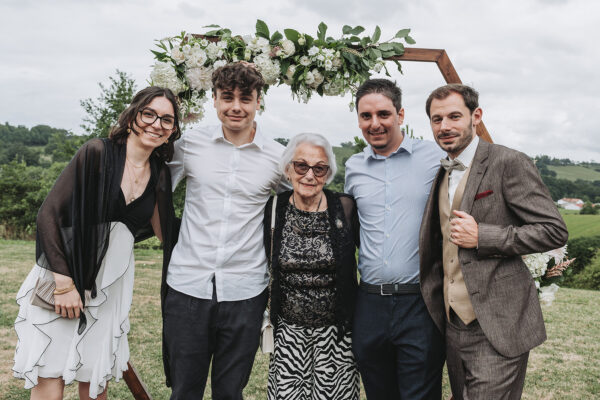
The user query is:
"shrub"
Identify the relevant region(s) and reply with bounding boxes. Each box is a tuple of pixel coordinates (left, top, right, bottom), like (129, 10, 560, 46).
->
(571, 251, 600, 290)
(562, 235, 600, 286)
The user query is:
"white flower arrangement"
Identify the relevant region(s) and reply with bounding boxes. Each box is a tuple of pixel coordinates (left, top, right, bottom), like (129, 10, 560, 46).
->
(150, 20, 414, 123)
(523, 245, 575, 306)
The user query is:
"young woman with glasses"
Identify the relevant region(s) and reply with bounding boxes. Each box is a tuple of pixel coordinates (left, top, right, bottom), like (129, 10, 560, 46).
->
(13, 87, 180, 400)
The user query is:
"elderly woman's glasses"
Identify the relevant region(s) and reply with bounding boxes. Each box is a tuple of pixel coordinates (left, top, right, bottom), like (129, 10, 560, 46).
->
(138, 108, 175, 130)
(291, 161, 330, 177)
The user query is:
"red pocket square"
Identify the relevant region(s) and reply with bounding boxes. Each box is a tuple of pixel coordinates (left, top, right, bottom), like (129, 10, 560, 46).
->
(475, 190, 493, 200)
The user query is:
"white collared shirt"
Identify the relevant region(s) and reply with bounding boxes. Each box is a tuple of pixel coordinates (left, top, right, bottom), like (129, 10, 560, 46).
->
(448, 135, 479, 205)
(167, 124, 286, 301)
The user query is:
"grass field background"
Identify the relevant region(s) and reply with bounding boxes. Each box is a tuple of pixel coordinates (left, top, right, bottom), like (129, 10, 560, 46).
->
(547, 165, 600, 182)
(561, 212, 600, 239)
(1, 240, 599, 399)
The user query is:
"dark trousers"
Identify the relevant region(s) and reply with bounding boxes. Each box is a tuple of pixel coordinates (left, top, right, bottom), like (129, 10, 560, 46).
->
(163, 285, 268, 400)
(446, 309, 529, 400)
(352, 289, 445, 400)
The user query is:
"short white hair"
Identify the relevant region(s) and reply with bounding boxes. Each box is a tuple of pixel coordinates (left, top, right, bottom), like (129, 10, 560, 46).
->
(279, 133, 337, 184)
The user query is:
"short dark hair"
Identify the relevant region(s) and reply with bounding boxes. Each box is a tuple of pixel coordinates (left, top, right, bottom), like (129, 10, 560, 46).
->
(355, 79, 402, 112)
(211, 63, 265, 97)
(109, 86, 182, 162)
(425, 84, 479, 118)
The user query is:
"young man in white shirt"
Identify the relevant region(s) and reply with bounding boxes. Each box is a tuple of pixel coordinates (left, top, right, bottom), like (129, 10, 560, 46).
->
(163, 63, 286, 399)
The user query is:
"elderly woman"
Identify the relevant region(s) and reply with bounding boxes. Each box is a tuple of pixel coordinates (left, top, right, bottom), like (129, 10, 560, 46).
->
(264, 133, 360, 399)
(13, 87, 180, 400)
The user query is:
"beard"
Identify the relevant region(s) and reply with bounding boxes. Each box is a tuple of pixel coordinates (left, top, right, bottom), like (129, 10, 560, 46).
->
(437, 122, 475, 158)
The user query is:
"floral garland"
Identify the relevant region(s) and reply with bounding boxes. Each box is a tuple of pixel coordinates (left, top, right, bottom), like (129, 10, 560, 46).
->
(150, 20, 415, 123)
(523, 245, 575, 306)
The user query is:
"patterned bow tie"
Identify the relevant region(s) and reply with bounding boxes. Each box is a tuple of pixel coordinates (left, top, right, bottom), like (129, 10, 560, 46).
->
(440, 158, 467, 173)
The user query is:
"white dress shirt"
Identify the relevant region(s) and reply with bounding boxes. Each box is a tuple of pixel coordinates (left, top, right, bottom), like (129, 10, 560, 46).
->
(448, 135, 479, 205)
(167, 124, 286, 301)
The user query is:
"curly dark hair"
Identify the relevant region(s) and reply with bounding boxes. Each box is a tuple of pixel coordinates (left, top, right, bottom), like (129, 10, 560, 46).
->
(211, 62, 265, 97)
(109, 86, 182, 162)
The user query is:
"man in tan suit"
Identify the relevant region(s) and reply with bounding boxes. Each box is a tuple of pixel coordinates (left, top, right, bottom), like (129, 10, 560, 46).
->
(419, 84, 568, 399)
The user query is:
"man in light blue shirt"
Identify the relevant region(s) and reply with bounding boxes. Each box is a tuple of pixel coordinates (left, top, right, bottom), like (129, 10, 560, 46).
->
(345, 79, 446, 399)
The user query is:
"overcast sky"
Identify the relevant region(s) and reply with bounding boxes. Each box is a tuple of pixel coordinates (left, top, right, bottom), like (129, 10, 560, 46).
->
(1, 0, 598, 161)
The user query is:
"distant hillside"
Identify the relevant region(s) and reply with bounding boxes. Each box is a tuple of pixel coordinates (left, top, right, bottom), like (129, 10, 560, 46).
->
(547, 165, 600, 182)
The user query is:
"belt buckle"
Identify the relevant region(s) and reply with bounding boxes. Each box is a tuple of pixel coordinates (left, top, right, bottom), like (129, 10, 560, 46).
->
(380, 284, 392, 296)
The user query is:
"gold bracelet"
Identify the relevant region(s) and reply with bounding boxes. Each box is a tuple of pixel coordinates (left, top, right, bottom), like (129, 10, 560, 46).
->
(53, 283, 75, 295)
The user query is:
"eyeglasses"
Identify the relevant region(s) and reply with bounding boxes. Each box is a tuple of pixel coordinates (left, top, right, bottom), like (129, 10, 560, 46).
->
(291, 161, 330, 177)
(138, 108, 175, 130)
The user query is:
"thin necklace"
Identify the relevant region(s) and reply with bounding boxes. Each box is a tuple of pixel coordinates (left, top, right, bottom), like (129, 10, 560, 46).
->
(292, 192, 323, 212)
(125, 160, 142, 203)
(126, 156, 147, 169)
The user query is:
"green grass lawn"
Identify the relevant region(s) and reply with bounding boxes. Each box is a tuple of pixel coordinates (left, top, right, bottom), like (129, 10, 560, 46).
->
(1, 240, 599, 399)
(562, 213, 600, 239)
(548, 165, 600, 181)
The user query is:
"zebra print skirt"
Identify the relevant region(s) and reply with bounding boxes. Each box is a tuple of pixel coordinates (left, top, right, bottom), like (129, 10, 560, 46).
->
(267, 318, 360, 400)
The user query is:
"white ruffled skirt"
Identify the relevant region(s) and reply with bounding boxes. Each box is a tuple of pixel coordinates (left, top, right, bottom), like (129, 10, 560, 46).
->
(13, 222, 135, 399)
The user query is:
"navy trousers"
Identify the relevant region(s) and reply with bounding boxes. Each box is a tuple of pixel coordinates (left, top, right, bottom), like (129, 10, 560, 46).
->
(352, 289, 445, 400)
(163, 285, 268, 400)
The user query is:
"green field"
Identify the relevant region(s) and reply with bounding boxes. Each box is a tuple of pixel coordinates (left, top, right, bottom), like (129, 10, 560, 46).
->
(562, 213, 600, 239)
(1, 240, 599, 399)
(548, 165, 600, 181)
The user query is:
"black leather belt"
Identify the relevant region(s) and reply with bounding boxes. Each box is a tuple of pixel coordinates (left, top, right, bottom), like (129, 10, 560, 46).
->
(359, 281, 421, 295)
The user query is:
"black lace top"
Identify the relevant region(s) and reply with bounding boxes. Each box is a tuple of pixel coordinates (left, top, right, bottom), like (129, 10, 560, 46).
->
(279, 204, 336, 327)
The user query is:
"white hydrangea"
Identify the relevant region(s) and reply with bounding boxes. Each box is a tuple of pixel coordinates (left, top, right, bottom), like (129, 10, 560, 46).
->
(245, 36, 271, 54)
(151, 61, 186, 94)
(205, 42, 224, 60)
(253, 53, 280, 85)
(185, 66, 213, 91)
(523, 253, 551, 278)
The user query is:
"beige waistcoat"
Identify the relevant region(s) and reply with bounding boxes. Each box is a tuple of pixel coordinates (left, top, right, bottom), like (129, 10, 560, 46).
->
(439, 168, 476, 325)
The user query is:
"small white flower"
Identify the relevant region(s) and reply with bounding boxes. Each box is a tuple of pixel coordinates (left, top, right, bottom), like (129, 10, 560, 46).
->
(307, 46, 319, 57)
(305, 71, 315, 85)
(213, 59, 227, 70)
(217, 40, 227, 49)
(244, 48, 252, 61)
(182, 44, 192, 55)
(324, 59, 333, 71)
(299, 56, 311, 66)
(297, 35, 306, 46)
(200, 38, 209, 47)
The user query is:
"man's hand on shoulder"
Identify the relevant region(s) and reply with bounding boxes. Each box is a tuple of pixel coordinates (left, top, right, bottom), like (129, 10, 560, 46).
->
(450, 210, 478, 248)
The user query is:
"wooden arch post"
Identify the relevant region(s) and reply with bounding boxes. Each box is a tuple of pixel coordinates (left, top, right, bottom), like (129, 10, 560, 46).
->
(122, 47, 490, 400)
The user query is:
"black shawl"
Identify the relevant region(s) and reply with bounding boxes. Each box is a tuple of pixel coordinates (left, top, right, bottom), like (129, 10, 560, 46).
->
(263, 189, 360, 340)
(35, 138, 176, 330)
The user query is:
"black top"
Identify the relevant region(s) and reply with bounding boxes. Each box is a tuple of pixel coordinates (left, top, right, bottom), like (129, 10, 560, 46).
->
(264, 189, 360, 340)
(113, 162, 157, 235)
(279, 205, 336, 327)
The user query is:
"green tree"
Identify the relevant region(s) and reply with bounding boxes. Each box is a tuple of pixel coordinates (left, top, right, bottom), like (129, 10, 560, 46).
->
(580, 202, 598, 215)
(80, 70, 137, 138)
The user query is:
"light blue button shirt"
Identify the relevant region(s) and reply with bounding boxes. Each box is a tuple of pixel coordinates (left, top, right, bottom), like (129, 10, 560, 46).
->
(345, 135, 444, 284)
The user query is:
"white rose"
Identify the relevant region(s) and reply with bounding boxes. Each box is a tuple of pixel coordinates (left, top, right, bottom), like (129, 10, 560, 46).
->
(310, 69, 324, 88)
(299, 56, 311, 66)
(279, 39, 295, 58)
(305, 71, 315, 85)
(206, 42, 223, 60)
(307, 46, 319, 57)
(185, 66, 213, 91)
(171, 47, 186, 64)
(187, 48, 208, 67)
